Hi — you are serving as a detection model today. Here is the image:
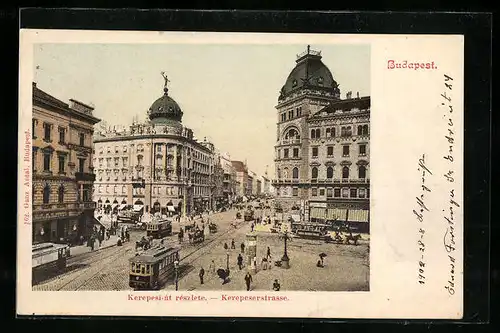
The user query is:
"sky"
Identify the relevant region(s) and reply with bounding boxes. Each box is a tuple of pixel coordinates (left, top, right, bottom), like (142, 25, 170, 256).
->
(34, 43, 370, 178)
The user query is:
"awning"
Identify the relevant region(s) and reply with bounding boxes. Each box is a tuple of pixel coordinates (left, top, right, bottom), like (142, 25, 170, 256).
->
(309, 207, 347, 220)
(167, 206, 176, 212)
(119, 204, 127, 210)
(347, 209, 369, 223)
(133, 205, 144, 212)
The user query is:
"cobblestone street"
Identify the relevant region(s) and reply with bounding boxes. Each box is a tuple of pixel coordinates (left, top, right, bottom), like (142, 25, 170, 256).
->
(33, 209, 369, 291)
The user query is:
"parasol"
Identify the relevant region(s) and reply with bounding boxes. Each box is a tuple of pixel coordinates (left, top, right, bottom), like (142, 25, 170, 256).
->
(319, 253, 327, 259)
(217, 268, 227, 280)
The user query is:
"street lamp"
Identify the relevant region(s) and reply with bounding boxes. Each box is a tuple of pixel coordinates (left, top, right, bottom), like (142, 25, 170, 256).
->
(174, 260, 179, 291)
(226, 251, 230, 271)
(279, 230, 292, 269)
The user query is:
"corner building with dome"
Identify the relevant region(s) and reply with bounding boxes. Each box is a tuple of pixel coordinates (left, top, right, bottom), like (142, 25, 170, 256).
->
(273, 46, 370, 231)
(93, 77, 217, 216)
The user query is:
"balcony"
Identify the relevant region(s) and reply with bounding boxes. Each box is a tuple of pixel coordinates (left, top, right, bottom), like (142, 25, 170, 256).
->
(75, 172, 96, 182)
(281, 138, 301, 145)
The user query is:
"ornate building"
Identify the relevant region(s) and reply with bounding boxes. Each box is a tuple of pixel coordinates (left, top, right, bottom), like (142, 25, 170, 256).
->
(92, 75, 216, 216)
(32, 82, 101, 244)
(273, 46, 370, 229)
(231, 160, 248, 198)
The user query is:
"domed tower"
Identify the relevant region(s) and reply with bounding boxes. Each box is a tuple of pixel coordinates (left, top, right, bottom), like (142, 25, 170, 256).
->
(147, 72, 183, 127)
(273, 46, 340, 210)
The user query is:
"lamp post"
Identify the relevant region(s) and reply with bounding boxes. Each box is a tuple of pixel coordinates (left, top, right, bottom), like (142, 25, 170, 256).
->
(174, 260, 179, 291)
(226, 251, 230, 270)
(280, 230, 292, 269)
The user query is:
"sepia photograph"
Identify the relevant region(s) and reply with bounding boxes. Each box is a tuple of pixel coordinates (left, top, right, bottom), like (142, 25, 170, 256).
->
(18, 29, 465, 319)
(31, 42, 370, 292)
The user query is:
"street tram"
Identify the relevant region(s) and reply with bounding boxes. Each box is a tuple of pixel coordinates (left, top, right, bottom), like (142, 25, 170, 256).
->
(129, 245, 181, 290)
(146, 218, 173, 239)
(32, 243, 71, 279)
(291, 222, 330, 240)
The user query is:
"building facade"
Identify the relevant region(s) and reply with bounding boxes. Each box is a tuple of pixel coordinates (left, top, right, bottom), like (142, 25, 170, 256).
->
(261, 173, 271, 195)
(231, 160, 248, 198)
(92, 77, 216, 216)
(32, 82, 101, 244)
(273, 46, 370, 226)
(220, 152, 237, 202)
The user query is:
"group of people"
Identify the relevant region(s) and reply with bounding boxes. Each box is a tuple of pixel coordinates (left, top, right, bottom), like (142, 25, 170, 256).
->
(117, 225, 130, 246)
(87, 225, 110, 251)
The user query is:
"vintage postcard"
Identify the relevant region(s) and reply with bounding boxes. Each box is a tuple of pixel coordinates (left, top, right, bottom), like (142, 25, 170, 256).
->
(17, 30, 463, 318)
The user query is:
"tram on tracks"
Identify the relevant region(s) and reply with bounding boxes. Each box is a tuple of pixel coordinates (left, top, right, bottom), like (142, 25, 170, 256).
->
(32, 243, 71, 278)
(291, 222, 330, 240)
(146, 218, 173, 239)
(129, 245, 180, 290)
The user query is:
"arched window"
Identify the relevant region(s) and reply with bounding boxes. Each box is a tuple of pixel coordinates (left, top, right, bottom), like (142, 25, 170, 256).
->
(326, 167, 334, 179)
(292, 167, 299, 179)
(315, 128, 320, 138)
(283, 167, 289, 179)
(58, 185, 64, 203)
(311, 167, 318, 179)
(331, 127, 336, 137)
(358, 125, 363, 135)
(363, 125, 369, 135)
(359, 166, 367, 179)
(311, 129, 316, 139)
(342, 166, 350, 179)
(43, 184, 50, 204)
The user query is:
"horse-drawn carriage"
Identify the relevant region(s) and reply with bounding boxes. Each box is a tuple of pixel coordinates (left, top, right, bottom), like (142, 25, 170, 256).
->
(325, 231, 362, 245)
(208, 222, 218, 233)
(188, 229, 205, 244)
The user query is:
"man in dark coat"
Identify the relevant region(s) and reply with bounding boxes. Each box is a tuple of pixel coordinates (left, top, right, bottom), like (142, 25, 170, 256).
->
(273, 279, 281, 291)
(240, 242, 245, 254)
(231, 239, 236, 249)
(244, 272, 253, 291)
(199, 267, 205, 284)
(237, 254, 243, 270)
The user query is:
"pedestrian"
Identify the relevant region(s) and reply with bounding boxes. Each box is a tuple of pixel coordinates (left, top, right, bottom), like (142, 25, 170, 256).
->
(253, 257, 258, 272)
(266, 246, 271, 259)
(244, 272, 253, 291)
(199, 267, 205, 285)
(251, 223, 254, 232)
(224, 242, 229, 250)
(237, 254, 243, 270)
(231, 239, 236, 249)
(209, 260, 216, 274)
(273, 279, 281, 291)
(316, 259, 324, 268)
(98, 234, 102, 247)
(240, 242, 245, 254)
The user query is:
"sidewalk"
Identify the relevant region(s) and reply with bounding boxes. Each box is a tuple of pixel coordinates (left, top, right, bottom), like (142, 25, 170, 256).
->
(69, 235, 120, 257)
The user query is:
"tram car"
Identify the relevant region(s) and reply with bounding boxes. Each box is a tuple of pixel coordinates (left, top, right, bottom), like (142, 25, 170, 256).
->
(129, 245, 180, 290)
(32, 243, 71, 279)
(146, 219, 173, 239)
(292, 223, 330, 240)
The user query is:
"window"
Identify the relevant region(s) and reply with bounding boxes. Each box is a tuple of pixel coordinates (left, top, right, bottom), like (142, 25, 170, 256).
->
(367, 188, 370, 198)
(347, 126, 352, 136)
(114, 157, 119, 167)
(123, 157, 128, 167)
(277, 168, 281, 179)
(326, 128, 330, 136)
(79, 133, 85, 146)
(58, 128, 65, 144)
(43, 184, 50, 204)
(311, 167, 318, 179)
(330, 127, 336, 137)
(358, 125, 369, 135)
(357, 125, 363, 135)
(327, 188, 333, 197)
(311, 129, 316, 139)
(58, 155, 65, 174)
(342, 188, 349, 198)
(58, 185, 64, 203)
(311, 188, 318, 196)
(292, 188, 298, 196)
(312, 147, 318, 158)
(319, 188, 325, 196)
(32, 119, 37, 138)
(327, 146, 334, 157)
(281, 113, 286, 122)
(156, 145, 162, 152)
(359, 166, 367, 179)
(326, 167, 334, 179)
(284, 149, 289, 158)
(43, 152, 51, 172)
(78, 158, 85, 173)
(350, 188, 357, 198)
(342, 166, 349, 179)
(343, 145, 350, 157)
(359, 144, 367, 156)
(293, 148, 299, 158)
(43, 123, 51, 141)
(315, 128, 320, 138)
(292, 167, 299, 179)
(334, 188, 341, 197)
(359, 188, 366, 198)
(288, 110, 293, 119)
(32, 150, 37, 171)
